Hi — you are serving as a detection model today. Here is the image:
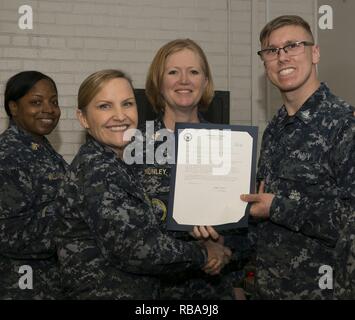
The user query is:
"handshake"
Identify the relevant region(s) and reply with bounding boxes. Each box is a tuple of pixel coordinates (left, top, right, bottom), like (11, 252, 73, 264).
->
(191, 226, 232, 276)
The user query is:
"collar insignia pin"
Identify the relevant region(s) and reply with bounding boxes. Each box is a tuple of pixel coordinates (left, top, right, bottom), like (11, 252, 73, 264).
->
(31, 142, 40, 151)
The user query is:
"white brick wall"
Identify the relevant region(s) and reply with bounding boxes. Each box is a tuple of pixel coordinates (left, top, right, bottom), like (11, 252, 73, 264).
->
(0, 0, 316, 162)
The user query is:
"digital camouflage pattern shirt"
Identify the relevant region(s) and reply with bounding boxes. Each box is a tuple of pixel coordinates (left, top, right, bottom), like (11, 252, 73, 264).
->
(135, 117, 251, 300)
(55, 135, 207, 299)
(0, 121, 68, 299)
(254, 83, 355, 299)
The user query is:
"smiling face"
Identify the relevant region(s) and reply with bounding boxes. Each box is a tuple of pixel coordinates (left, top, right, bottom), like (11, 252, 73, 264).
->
(9, 79, 60, 138)
(263, 25, 320, 94)
(161, 48, 208, 113)
(77, 77, 138, 157)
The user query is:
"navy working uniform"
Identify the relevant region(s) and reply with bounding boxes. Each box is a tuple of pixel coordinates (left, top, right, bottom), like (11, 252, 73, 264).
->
(136, 117, 252, 300)
(334, 103, 355, 299)
(334, 212, 355, 299)
(252, 83, 355, 299)
(55, 135, 208, 299)
(0, 121, 68, 299)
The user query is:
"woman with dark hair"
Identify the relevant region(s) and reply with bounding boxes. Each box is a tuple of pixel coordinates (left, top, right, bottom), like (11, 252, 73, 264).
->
(0, 71, 68, 299)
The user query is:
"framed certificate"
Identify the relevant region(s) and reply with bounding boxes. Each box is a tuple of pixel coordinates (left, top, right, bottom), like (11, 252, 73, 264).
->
(166, 122, 258, 231)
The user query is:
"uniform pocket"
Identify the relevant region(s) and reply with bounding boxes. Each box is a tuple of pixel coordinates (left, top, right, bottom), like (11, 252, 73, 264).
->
(278, 161, 322, 185)
(276, 161, 327, 199)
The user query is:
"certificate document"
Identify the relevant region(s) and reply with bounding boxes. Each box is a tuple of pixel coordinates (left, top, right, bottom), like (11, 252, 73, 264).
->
(167, 123, 258, 231)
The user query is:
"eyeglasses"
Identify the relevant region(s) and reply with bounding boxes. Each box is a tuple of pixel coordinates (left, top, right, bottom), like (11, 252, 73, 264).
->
(257, 41, 314, 62)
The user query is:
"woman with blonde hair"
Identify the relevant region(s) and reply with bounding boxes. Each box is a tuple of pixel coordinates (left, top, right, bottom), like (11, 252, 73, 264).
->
(55, 69, 230, 299)
(138, 39, 250, 299)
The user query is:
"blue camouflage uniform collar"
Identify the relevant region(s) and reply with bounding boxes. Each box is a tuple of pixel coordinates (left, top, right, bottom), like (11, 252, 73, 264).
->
(85, 133, 149, 204)
(85, 133, 118, 159)
(279, 82, 330, 126)
(7, 119, 53, 150)
(85, 133, 134, 168)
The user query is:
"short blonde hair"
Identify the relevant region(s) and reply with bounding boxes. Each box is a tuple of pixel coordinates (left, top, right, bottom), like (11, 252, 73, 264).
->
(260, 15, 314, 47)
(145, 39, 215, 113)
(78, 69, 133, 112)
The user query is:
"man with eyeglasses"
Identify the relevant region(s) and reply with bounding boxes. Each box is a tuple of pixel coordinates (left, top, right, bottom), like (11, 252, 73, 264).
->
(241, 15, 355, 299)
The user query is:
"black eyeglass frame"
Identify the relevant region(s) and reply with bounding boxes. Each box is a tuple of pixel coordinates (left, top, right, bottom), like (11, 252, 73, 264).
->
(257, 41, 315, 60)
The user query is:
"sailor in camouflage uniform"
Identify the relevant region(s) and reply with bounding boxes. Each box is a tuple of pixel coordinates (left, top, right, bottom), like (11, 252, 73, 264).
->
(137, 118, 252, 300)
(55, 69, 230, 299)
(241, 15, 355, 299)
(135, 39, 251, 300)
(0, 71, 67, 299)
(334, 202, 355, 299)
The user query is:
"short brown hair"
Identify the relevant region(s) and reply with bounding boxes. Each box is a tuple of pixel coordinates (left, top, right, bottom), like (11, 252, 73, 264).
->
(78, 69, 133, 112)
(145, 39, 214, 113)
(260, 15, 314, 47)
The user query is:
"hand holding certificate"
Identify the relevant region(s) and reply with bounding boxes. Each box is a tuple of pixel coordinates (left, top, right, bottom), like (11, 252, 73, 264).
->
(167, 123, 258, 231)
